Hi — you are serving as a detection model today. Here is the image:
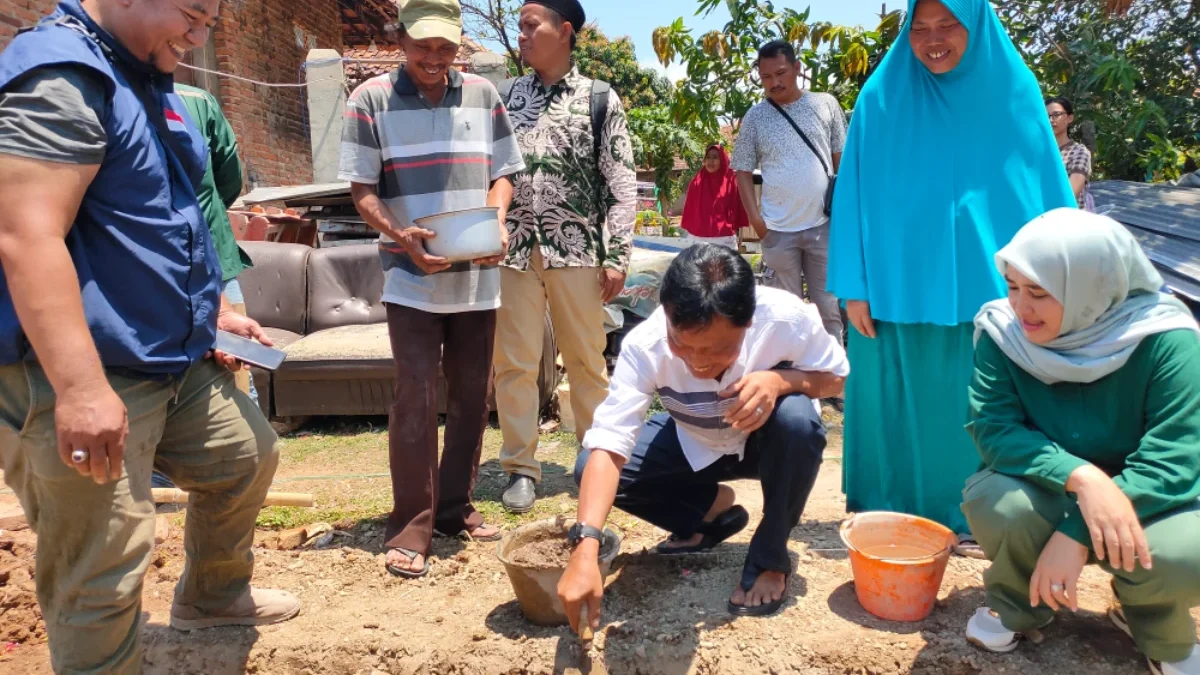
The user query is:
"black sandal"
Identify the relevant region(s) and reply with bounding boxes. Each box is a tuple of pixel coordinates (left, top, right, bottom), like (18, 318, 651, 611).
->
(727, 566, 788, 618)
(385, 547, 430, 579)
(655, 505, 750, 555)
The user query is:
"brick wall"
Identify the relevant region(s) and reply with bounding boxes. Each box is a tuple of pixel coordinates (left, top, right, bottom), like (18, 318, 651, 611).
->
(0, 0, 57, 47)
(213, 0, 343, 188)
(0, 0, 342, 188)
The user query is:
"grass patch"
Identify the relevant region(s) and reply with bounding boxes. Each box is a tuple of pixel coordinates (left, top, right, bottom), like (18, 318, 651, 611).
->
(257, 407, 842, 533)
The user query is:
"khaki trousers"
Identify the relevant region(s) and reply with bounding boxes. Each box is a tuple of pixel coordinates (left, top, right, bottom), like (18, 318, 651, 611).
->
(494, 248, 610, 481)
(0, 360, 278, 674)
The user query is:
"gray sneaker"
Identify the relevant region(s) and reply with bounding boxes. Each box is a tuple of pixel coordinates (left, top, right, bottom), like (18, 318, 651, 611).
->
(501, 475, 536, 514)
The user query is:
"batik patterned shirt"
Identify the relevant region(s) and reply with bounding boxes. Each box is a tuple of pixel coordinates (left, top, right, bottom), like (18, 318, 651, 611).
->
(502, 66, 637, 273)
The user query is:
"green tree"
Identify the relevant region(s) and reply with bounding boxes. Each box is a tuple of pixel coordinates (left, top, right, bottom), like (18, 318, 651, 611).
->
(627, 106, 707, 209)
(652, 1, 902, 137)
(574, 26, 673, 110)
(461, 0, 525, 75)
(996, 0, 1199, 181)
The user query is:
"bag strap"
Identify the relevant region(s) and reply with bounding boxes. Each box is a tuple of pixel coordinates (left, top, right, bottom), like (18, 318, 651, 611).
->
(590, 80, 611, 263)
(590, 80, 610, 172)
(768, 98, 832, 178)
(498, 77, 515, 105)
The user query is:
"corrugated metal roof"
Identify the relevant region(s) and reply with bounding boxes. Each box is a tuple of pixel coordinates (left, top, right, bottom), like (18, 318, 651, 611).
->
(1091, 180, 1200, 302)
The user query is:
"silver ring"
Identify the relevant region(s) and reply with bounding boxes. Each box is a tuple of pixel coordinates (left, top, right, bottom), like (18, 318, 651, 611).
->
(1050, 583, 1065, 593)
(755, 407, 764, 416)
(71, 449, 89, 464)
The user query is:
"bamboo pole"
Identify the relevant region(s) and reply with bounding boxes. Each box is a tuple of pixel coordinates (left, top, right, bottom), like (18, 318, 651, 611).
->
(152, 488, 314, 508)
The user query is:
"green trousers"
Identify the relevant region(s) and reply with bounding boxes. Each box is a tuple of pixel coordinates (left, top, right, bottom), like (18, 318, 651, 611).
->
(0, 360, 278, 675)
(963, 470, 1200, 663)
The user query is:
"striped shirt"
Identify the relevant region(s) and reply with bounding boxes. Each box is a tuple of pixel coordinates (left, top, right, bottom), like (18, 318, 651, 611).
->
(338, 68, 525, 313)
(583, 286, 850, 471)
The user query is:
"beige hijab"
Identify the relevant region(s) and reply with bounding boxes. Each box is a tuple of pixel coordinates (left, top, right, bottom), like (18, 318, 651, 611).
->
(974, 208, 1199, 385)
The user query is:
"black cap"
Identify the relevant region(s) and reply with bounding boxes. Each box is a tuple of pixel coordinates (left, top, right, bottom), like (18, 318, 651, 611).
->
(523, 0, 585, 34)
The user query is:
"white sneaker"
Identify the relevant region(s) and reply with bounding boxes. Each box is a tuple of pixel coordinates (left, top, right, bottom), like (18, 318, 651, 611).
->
(966, 607, 1050, 653)
(1159, 646, 1200, 675)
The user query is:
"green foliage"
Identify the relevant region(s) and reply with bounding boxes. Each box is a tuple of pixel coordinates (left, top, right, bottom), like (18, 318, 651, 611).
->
(652, 2, 902, 137)
(574, 26, 673, 110)
(627, 105, 707, 209)
(655, 0, 1196, 181)
(636, 210, 669, 230)
(996, 0, 1199, 181)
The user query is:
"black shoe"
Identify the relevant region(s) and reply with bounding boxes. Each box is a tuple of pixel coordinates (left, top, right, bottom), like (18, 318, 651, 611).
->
(501, 475, 536, 514)
(822, 397, 845, 413)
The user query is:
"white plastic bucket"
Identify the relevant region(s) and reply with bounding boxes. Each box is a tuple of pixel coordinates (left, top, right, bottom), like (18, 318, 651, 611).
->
(413, 206, 503, 262)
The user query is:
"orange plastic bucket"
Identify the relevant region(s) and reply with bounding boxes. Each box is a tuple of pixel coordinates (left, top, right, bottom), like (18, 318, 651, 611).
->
(839, 512, 957, 622)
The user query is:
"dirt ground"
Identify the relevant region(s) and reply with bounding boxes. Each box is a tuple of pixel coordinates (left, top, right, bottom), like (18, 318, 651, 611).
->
(2, 414, 1196, 675)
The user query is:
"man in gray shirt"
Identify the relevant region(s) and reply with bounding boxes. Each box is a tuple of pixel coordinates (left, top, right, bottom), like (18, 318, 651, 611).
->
(731, 40, 846, 349)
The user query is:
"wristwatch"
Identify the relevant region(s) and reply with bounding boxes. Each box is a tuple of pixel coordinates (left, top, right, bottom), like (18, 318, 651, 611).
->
(567, 522, 605, 549)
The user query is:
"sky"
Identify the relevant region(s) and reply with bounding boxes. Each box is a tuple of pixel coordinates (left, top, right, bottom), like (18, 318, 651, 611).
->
(542, 0, 895, 81)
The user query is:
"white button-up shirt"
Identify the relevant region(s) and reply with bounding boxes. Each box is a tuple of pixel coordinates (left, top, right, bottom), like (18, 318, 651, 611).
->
(583, 287, 850, 471)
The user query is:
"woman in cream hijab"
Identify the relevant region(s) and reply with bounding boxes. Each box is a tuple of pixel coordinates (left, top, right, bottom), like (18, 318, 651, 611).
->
(963, 208, 1200, 675)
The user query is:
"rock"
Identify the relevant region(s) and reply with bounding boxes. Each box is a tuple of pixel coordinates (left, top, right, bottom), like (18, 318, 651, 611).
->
(635, 646, 647, 659)
(154, 515, 171, 546)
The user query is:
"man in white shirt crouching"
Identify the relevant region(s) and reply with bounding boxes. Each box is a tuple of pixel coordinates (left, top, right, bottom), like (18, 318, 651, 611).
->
(558, 243, 849, 625)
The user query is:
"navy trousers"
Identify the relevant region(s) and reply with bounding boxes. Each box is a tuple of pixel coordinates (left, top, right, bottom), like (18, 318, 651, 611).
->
(576, 394, 826, 587)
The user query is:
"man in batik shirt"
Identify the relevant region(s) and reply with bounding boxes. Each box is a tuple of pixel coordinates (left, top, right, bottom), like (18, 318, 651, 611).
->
(494, 0, 637, 513)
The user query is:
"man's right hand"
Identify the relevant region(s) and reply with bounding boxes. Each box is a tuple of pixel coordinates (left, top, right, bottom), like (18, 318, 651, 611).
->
(846, 300, 876, 339)
(399, 227, 451, 274)
(55, 381, 128, 484)
(558, 540, 604, 635)
(749, 214, 768, 241)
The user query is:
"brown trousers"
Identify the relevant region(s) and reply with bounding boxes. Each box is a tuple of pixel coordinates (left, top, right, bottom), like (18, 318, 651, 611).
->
(384, 303, 496, 556)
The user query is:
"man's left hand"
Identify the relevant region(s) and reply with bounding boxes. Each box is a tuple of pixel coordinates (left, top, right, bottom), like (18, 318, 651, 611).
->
(210, 311, 274, 372)
(473, 217, 510, 266)
(599, 268, 626, 304)
(720, 371, 784, 433)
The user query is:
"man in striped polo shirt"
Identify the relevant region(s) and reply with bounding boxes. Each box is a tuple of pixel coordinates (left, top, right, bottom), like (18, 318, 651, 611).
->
(339, 0, 525, 579)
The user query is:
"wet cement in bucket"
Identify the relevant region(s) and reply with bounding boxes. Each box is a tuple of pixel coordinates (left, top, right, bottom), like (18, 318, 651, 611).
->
(506, 531, 575, 568)
(496, 519, 622, 626)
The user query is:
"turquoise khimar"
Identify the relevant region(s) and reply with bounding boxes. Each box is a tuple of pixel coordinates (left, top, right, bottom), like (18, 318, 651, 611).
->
(828, 0, 1076, 326)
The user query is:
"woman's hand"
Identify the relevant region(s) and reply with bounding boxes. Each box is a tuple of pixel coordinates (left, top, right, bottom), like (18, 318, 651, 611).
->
(846, 300, 876, 338)
(1030, 532, 1089, 611)
(1067, 464, 1153, 573)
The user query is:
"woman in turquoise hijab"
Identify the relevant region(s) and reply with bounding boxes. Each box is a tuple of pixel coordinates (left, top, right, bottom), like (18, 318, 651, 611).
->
(828, 0, 1075, 536)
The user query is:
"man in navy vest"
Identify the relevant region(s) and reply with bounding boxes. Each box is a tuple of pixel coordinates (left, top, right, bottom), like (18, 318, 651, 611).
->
(0, 1, 300, 671)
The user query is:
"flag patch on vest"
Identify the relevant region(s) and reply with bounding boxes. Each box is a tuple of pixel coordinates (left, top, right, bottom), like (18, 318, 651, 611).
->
(165, 108, 188, 132)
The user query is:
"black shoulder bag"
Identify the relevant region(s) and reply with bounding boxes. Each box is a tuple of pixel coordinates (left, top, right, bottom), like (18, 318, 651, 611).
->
(768, 98, 836, 217)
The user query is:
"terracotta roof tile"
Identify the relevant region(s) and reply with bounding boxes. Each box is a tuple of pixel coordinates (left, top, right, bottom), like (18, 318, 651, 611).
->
(343, 38, 488, 86)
